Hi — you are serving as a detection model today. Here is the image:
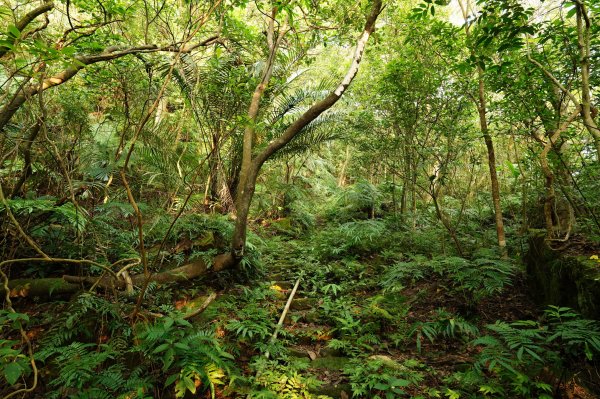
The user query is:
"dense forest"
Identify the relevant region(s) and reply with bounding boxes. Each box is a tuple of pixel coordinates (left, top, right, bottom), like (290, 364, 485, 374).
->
(1, 0, 600, 397)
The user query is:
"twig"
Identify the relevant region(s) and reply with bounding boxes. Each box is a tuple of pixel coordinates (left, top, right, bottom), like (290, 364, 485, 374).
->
(247, 279, 300, 398)
(265, 278, 300, 359)
(183, 292, 217, 320)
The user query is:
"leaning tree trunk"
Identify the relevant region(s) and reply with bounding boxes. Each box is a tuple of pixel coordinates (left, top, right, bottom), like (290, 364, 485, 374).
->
(539, 107, 581, 238)
(219, 0, 384, 270)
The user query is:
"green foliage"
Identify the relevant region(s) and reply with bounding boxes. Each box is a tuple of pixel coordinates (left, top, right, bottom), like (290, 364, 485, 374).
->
(313, 219, 387, 260)
(3, 0, 600, 397)
(224, 285, 276, 342)
(544, 306, 600, 360)
(465, 306, 600, 398)
(43, 342, 152, 399)
(137, 316, 234, 399)
(40, 293, 129, 350)
(380, 255, 430, 292)
(381, 254, 517, 304)
(35, 293, 234, 399)
(226, 309, 272, 341)
(35, 294, 141, 398)
(0, 310, 31, 387)
(344, 358, 425, 398)
(246, 358, 325, 399)
(410, 309, 479, 353)
(330, 180, 383, 221)
(1, 198, 88, 234)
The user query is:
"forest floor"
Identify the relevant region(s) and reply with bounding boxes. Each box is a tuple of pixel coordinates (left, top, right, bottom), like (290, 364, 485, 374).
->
(190, 225, 599, 399)
(5, 221, 600, 398)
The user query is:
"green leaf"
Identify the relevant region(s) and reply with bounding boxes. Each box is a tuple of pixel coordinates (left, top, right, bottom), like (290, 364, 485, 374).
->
(7, 25, 20, 39)
(152, 343, 170, 354)
(0, 39, 14, 50)
(4, 362, 22, 385)
(183, 375, 196, 393)
(373, 382, 389, 390)
(174, 342, 190, 351)
(174, 318, 192, 327)
(516, 346, 524, 361)
(163, 317, 174, 329)
(165, 373, 179, 386)
(389, 377, 410, 387)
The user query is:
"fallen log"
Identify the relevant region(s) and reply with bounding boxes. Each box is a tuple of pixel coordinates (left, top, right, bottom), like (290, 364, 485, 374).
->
(62, 259, 210, 289)
(1, 256, 228, 300)
(0, 278, 80, 298)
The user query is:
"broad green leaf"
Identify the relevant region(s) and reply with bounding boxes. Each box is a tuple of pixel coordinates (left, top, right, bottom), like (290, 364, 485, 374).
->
(3, 362, 22, 385)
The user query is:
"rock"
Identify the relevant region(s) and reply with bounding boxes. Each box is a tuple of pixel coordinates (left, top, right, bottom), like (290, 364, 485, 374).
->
(309, 383, 352, 398)
(368, 354, 402, 369)
(290, 297, 318, 311)
(310, 356, 350, 370)
(525, 232, 600, 319)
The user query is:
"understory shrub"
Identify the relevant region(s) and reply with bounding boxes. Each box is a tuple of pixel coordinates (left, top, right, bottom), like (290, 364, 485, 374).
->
(380, 253, 517, 304)
(448, 306, 600, 398)
(34, 293, 234, 399)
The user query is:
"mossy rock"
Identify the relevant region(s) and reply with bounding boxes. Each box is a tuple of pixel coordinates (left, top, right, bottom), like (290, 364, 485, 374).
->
(270, 218, 295, 234)
(309, 383, 351, 399)
(525, 232, 600, 319)
(291, 297, 319, 311)
(310, 356, 351, 370)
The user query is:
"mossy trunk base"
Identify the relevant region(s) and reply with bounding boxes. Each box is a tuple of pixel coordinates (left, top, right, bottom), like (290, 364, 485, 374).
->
(525, 232, 600, 319)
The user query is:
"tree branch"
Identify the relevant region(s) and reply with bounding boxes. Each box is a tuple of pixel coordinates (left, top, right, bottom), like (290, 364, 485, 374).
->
(253, 0, 383, 168)
(0, 1, 55, 59)
(0, 37, 220, 132)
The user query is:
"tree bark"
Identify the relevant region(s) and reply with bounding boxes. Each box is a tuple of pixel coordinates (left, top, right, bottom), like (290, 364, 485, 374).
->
(431, 189, 464, 256)
(539, 107, 581, 237)
(458, 0, 507, 257)
(63, 259, 210, 289)
(0, 278, 79, 298)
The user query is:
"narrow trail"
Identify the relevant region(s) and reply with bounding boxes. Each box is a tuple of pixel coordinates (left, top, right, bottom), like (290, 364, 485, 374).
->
(263, 244, 352, 397)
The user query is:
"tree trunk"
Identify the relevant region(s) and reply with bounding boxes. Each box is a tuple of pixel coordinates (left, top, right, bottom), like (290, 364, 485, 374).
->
(10, 121, 42, 197)
(338, 145, 351, 187)
(477, 68, 507, 257)
(431, 189, 464, 256)
(576, 3, 600, 156)
(0, 278, 79, 298)
(459, 0, 507, 257)
(538, 107, 581, 238)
